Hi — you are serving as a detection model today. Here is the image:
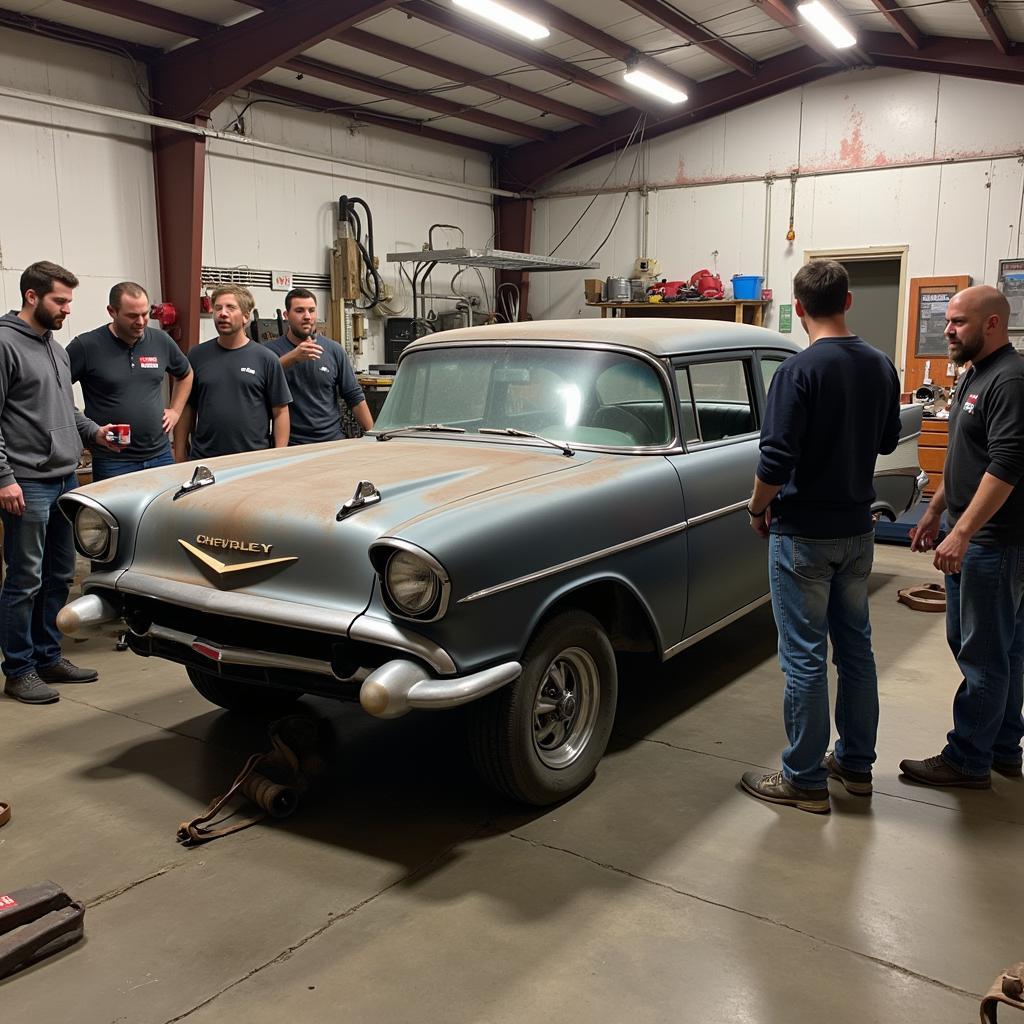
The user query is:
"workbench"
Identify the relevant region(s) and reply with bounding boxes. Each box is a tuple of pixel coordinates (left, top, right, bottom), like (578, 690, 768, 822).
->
(586, 299, 769, 326)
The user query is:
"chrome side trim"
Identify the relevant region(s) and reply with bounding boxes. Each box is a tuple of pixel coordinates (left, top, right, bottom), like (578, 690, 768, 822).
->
(662, 593, 772, 659)
(458, 520, 688, 604)
(348, 613, 456, 676)
(684, 499, 749, 528)
(874, 466, 923, 479)
(369, 538, 452, 622)
(142, 624, 340, 678)
(58, 492, 120, 563)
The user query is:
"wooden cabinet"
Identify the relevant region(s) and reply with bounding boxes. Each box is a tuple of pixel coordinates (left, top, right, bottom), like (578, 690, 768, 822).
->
(919, 419, 949, 497)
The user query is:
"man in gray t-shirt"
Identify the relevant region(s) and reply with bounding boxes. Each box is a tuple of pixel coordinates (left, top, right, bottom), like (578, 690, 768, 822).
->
(266, 288, 373, 444)
(174, 286, 291, 461)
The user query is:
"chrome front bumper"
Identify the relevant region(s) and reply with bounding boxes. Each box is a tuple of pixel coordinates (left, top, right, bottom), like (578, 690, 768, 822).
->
(57, 593, 521, 719)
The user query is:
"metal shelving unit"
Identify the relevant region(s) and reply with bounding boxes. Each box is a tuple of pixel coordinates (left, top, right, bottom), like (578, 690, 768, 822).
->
(386, 247, 598, 272)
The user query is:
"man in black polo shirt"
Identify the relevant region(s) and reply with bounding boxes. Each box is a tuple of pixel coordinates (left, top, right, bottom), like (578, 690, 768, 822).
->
(266, 288, 373, 444)
(68, 282, 192, 480)
(174, 285, 291, 460)
(740, 260, 901, 814)
(901, 286, 1024, 788)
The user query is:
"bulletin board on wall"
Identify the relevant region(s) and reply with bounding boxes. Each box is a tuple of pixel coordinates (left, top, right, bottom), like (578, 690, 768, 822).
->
(903, 275, 972, 394)
(997, 259, 1024, 348)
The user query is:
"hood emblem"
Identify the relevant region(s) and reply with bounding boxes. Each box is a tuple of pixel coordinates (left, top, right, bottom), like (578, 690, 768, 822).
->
(179, 538, 297, 577)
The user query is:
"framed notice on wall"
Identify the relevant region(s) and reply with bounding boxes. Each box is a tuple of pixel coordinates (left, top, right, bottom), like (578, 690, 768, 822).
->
(997, 258, 1024, 334)
(903, 275, 971, 394)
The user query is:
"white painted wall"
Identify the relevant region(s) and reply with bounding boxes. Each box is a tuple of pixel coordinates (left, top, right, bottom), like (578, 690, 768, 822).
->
(0, 28, 161, 348)
(531, 68, 1024, 376)
(203, 98, 496, 367)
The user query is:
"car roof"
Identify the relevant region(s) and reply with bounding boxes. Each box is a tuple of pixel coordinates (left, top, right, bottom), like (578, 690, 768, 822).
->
(405, 318, 802, 359)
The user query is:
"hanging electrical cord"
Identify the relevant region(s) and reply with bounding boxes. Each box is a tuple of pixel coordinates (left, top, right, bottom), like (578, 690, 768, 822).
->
(497, 283, 521, 324)
(587, 116, 647, 262)
(338, 195, 384, 311)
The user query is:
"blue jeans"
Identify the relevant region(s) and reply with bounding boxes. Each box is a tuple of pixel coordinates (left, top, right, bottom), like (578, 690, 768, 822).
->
(0, 473, 79, 678)
(91, 446, 174, 481)
(942, 541, 1024, 776)
(769, 531, 879, 788)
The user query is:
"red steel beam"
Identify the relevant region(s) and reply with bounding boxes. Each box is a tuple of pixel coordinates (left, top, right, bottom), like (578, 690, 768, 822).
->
(60, 0, 213, 38)
(249, 79, 500, 152)
(0, 3, 158, 60)
(499, 45, 833, 189)
(286, 56, 549, 141)
(151, 0, 398, 120)
(400, 0, 648, 110)
(616, 0, 758, 77)
(510, 0, 696, 94)
(339, 27, 603, 127)
(965, 0, 1013, 56)
(494, 198, 535, 320)
(861, 30, 1024, 84)
(867, 0, 925, 50)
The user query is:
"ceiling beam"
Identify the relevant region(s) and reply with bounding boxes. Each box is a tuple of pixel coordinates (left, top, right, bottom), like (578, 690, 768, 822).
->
(151, 0, 397, 120)
(499, 45, 832, 189)
(867, 0, 925, 50)
(399, 0, 648, 111)
(861, 30, 1024, 85)
(965, 0, 1013, 56)
(0, 3, 158, 61)
(285, 56, 548, 140)
(510, 0, 696, 94)
(337, 27, 603, 126)
(616, 0, 757, 77)
(59, 0, 213, 38)
(249, 79, 500, 152)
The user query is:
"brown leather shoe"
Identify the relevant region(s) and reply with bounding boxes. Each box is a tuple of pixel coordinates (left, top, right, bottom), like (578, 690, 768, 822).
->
(992, 759, 1023, 779)
(740, 769, 830, 814)
(898, 754, 990, 789)
(823, 751, 872, 795)
(37, 658, 98, 684)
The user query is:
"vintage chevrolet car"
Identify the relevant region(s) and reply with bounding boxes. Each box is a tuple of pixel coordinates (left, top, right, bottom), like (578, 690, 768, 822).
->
(58, 319, 925, 805)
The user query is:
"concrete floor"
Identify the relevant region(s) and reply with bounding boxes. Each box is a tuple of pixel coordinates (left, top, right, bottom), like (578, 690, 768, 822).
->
(2, 543, 1021, 1023)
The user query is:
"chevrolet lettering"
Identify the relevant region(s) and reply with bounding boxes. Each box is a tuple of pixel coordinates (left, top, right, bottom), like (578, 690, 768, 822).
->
(56, 319, 926, 806)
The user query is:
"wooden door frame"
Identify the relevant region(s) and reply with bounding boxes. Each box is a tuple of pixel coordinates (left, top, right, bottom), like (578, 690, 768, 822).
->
(804, 245, 909, 383)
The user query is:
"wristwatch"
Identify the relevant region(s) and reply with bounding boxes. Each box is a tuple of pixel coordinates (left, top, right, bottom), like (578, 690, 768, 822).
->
(747, 503, 767, 518)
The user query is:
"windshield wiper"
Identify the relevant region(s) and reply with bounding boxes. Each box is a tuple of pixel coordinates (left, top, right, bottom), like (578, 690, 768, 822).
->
(479, 427, 574, 457)
(376, 423, 467, 442)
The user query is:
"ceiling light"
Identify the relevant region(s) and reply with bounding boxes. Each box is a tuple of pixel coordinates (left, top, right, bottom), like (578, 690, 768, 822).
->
(796, 0, 856, 48)
(452, 0, 549, 40)
(623, 68, 687, 105)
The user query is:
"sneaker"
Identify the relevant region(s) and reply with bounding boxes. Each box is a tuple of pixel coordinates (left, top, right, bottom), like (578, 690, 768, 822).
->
(992, 759, 1023, 779)
(898, 754, 990, 789)
(37, 658, 98, 684)
(740, 769, 830, 814)
(4, 671, 60, 705)
(823, 751, 873, 796)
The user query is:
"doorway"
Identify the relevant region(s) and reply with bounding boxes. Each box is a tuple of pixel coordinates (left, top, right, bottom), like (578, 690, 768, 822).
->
(804, 246, 908, 380)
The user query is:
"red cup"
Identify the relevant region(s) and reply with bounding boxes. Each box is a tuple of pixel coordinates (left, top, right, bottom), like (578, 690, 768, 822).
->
(106, 424, 131, 446)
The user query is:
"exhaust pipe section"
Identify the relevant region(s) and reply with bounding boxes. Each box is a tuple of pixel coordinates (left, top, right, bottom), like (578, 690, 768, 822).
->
(56, 593, 122, 639)
(358, 659, 522, 719)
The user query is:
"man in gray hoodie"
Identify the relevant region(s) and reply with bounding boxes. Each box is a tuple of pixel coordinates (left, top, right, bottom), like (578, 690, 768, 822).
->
(0, 261, 122, 704)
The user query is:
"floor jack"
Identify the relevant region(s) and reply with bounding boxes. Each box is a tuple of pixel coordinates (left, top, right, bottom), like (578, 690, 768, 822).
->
(0, 881, 86, 980)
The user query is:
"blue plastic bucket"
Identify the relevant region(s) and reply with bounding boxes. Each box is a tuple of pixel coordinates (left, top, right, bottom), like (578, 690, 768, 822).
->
(731, 275, 764, 299)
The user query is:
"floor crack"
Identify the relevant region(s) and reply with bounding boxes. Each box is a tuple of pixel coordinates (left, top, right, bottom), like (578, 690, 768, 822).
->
(87, 862, 186, 908)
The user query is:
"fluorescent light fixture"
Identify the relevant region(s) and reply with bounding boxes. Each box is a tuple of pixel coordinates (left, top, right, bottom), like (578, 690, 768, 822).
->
(452, 0, 549, 40)
(623, 68, 687, 105)
(796, 0, 856, 48)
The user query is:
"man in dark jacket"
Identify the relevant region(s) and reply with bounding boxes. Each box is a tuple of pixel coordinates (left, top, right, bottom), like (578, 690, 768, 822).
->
(902, 286, 1024, 787)
(741, 260, 902, 813)
(0, 261, 122, 705)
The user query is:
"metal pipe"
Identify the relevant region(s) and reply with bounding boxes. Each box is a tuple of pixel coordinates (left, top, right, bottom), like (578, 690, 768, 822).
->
(0, 84, 519, 202)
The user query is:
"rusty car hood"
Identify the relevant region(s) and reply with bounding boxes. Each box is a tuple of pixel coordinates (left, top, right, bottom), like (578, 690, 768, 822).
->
(91, 437, 588, 610)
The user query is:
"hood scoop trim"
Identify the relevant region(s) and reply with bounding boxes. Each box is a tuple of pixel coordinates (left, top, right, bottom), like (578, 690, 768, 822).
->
(337, 479, 381, 521)
(174, 465, 217, 501)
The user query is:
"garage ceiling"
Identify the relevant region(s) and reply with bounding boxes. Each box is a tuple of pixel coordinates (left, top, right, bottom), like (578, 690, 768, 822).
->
(2, 0, 1022, 189)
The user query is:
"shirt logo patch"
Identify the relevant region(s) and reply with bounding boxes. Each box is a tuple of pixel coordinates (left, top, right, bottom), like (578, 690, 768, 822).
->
(139, 356, 159, 368)
(241, 367, 256, 376)
(963, 393, 979, 414)
(319, 366, 330, 373)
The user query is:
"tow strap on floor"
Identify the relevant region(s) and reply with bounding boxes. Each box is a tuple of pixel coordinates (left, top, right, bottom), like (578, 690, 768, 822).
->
(981, 962, 1024, 1022)
(176, 715, 327, 847)
(0, 881, 85, 980)
(897, 583, 946, 612)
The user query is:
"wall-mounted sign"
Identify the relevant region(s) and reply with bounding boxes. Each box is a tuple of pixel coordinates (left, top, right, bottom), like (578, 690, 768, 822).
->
(997, 258, 1024, 334)
(271, 270, 293, 292)
(778, 304, 792, 333)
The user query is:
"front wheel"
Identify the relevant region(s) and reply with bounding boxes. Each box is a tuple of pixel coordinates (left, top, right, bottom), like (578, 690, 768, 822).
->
(186, 667, 302, 716)
(467, 610, 618, 805)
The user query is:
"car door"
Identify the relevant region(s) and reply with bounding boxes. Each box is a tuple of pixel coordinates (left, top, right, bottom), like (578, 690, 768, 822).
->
(667, 351, 768, 640)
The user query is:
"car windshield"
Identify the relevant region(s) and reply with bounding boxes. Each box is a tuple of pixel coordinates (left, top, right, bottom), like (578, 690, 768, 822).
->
(375, 345, 673, 448)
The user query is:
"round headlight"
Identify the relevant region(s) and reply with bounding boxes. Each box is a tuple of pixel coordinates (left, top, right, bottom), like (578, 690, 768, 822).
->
(386, 550, 441, 616)
(75, 506, 111, 558)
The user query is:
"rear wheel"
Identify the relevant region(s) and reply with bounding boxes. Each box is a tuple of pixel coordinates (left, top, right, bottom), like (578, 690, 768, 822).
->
(468, 610, 617, 805)
(186, 667, 302, 716)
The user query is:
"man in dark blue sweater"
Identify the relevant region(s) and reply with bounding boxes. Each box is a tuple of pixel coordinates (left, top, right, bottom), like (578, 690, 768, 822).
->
(740, 260, 901, 813)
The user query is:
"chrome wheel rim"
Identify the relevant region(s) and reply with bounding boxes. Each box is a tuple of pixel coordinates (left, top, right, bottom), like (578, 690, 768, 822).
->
(532, 646, 600, 769)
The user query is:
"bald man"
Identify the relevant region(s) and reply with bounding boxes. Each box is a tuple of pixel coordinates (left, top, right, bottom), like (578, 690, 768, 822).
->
(901, 286, 1024, 788)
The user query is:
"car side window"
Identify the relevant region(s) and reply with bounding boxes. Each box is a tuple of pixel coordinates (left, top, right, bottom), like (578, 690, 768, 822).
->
(675, 360, 756, 443)
(760, 356, 786, 396)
